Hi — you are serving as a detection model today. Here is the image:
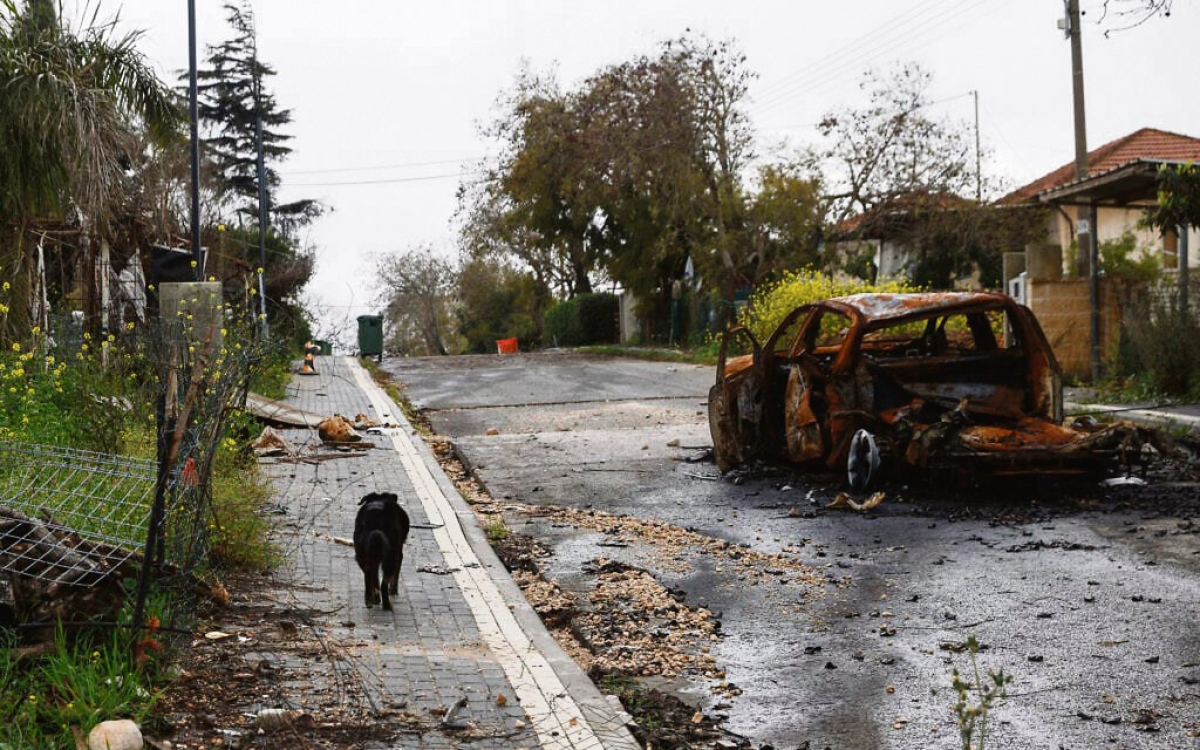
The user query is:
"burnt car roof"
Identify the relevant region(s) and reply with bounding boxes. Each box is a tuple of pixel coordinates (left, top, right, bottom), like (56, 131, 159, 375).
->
(823, 292, 1012, 324)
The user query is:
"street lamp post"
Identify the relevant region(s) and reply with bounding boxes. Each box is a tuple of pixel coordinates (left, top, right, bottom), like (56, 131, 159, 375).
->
(187, 0, 202, 278)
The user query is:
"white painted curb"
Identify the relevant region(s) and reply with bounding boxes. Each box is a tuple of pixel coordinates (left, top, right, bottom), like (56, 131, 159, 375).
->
(347, 358, 636, 750)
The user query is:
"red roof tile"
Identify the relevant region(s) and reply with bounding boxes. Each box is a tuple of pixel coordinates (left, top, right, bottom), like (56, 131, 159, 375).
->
(835, 191, 975, 235)
(1001, 128, 1200, 204)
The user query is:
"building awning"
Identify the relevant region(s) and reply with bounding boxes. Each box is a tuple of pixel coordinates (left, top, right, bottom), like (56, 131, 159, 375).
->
(1037, 159, 1189, 207)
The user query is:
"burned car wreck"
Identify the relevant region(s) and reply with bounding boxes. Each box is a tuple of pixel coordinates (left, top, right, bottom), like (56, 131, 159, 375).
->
(709, 292, 1165, 488)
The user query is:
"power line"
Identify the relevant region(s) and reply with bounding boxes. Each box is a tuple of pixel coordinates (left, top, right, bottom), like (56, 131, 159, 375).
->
(753, 0, 971, 108)
(753, 0, 952, 102)
(758, 90, 976, 135)
(755, 0, 995, 114)
(279, 156, 485, 176)
(753, 0, 998, 116)
(283, 170, 485, 187)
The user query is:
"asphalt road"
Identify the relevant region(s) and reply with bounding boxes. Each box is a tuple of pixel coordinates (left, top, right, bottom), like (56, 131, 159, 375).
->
(385, 351, 1200, 750)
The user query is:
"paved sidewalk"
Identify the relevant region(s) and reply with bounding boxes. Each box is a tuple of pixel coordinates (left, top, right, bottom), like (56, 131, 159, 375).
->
(1065, 387, 1200, 435)
(260, 356, 637, 749)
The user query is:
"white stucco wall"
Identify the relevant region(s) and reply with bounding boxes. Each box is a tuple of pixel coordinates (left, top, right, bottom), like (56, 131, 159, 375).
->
(1051, 205, 1200, 269)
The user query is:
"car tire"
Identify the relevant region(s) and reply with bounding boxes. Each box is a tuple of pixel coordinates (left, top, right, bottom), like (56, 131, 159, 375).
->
(847, 429, 880, 491)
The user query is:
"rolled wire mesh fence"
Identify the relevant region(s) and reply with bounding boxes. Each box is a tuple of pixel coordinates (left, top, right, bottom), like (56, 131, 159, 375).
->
(0, 443, 156, 585)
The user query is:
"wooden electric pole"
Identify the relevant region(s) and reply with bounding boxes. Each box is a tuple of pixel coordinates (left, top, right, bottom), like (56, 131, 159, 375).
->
(1066, 0, 1092, 275)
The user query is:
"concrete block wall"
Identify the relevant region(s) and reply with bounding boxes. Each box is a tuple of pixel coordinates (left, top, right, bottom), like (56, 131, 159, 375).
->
(1026, 278, 1125, 379)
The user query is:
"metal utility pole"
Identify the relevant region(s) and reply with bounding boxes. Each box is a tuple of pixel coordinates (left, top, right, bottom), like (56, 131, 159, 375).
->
(252, 28, 270, 339)
(972, 90, 982, 202)
(1181, 225, 1190, 320)
(187, 0, 202, 278)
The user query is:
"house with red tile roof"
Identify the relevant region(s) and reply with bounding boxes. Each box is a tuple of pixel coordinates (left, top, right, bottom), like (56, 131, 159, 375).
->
(1003, 127, 1200, 271)
(823, 190, 1048, 288)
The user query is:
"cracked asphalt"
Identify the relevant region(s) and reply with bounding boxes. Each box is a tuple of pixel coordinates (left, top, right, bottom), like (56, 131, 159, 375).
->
(384, 350, 1200, 749)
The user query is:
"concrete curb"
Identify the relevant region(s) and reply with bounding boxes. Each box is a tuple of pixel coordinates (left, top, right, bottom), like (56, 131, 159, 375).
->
(1065, 400, 1200, 435)
(348, 358, 639, 750)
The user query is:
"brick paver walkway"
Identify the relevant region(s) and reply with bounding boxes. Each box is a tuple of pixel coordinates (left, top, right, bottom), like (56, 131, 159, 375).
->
(259, 356, 635, 749)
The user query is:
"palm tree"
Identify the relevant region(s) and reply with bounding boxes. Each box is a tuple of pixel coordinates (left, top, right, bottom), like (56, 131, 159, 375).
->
(0, 0, 181, 334)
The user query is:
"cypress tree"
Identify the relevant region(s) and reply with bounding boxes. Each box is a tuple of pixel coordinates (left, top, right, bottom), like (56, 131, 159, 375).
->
(191, 1, 320, 235)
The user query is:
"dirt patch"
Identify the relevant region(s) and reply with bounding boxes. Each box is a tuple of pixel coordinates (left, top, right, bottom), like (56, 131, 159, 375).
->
(414, 416, 762, 746)
(595, 674, 731, 750)
(575, 559, 726, 683)
(521, 503, 826, 587)
(153, 580, 410, 749)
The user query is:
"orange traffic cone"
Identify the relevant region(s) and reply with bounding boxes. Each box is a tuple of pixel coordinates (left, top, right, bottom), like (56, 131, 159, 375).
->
(299, 349, 317, 375)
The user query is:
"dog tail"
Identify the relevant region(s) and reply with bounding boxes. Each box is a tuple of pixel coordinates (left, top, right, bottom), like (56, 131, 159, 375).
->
(366, 529, 391, 564)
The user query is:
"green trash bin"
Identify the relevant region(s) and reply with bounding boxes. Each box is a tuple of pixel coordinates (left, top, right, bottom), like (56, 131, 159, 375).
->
(356, 315, 384, 359)
(313, 339, 333, 356)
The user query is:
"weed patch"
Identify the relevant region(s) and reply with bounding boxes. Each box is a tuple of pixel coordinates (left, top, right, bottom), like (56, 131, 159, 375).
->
(1116, 286, 1200, 399)
(0, 627, 161, 749)
(950, 635, 1013, 750)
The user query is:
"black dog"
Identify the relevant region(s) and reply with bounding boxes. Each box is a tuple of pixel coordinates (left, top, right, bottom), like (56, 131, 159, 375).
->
(353, 492, 410, 611)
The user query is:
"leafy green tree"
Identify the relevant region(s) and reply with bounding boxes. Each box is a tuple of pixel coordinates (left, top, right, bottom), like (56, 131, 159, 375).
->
(1141, 161, 1200, 322)
(578, 46, 705, 303)
(192, 0, 323, 345)
(664, 35, 757, 298)
(1142, 162, 1200, 237)
(193, 0, 319, 233)
(456, 257, 541, 352)
(377, 245, 458, 356)
(463, 33, 759, 320)
(459, 67, 607, 299)
(743, 163, 823, 283)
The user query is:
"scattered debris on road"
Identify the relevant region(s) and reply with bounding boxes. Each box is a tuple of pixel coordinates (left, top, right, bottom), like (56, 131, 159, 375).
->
(317, 414, 362, 443)
(827, 491, 887, 511)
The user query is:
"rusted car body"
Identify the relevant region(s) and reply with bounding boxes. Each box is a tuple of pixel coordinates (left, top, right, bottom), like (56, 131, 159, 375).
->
(709, 292, 1156, 485)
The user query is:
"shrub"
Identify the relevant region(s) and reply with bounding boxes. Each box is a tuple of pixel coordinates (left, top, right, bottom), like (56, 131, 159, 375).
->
(456, 259, 542, 353)
(738, 269, 918, 343)
(1120, 285, 1200, 397)
(545, 293, 618, 347)
(0, 328, 148, 450)
(545, 299, 584, 347)
(1100, 231, 1161, 283)
(576, 293, 619, 344)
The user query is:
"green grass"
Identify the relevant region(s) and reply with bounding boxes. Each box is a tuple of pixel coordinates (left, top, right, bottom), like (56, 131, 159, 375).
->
(575, 344, 719, 366)
(249, 347, 296, 401)
(209, 447, 278, 570)
(0, 627, 162, 750)
(361, 358, 433, 435)
(483, 515, 509, 543)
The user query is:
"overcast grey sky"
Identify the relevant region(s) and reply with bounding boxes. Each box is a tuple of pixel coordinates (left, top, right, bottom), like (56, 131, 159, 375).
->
(89, 0, 1198, 338)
